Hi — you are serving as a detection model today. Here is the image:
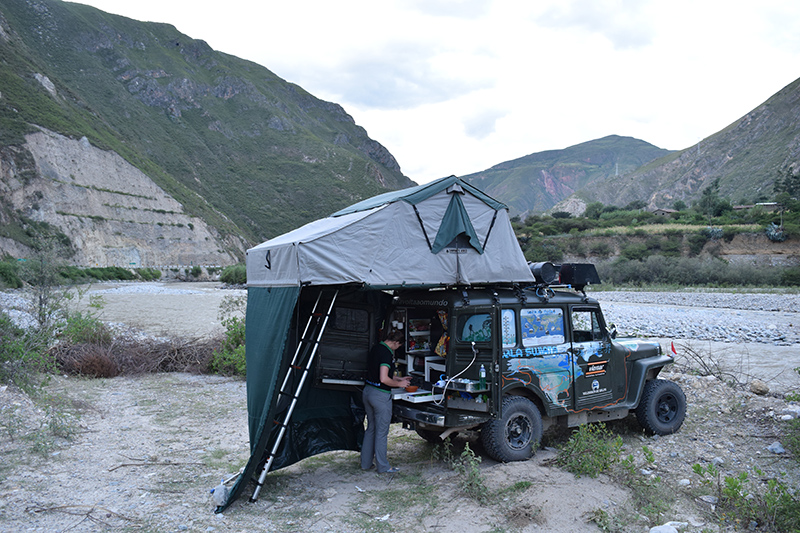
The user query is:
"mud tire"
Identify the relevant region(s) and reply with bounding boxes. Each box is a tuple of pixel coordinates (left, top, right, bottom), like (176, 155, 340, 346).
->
(480, 395, 542, 462)
(635, 379, 686, 435)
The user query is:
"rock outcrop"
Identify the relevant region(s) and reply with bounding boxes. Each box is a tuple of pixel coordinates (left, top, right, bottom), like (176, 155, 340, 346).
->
(0, 128, 243, 267)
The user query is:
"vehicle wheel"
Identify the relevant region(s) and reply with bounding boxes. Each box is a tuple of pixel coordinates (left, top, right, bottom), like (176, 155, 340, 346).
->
(480, 395, 542, 462)
(635, 379, 686, 435)
(416, 428, 445, 443)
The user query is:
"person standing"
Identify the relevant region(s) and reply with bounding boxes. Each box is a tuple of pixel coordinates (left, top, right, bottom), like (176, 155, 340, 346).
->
(361, 330, 410, 473)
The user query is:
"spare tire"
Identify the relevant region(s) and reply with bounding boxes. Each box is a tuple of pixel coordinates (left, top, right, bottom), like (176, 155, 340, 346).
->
(635, 379, 686, 435)
(480, 395, 542, 462)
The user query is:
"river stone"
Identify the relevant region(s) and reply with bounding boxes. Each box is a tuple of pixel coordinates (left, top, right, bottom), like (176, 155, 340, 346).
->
(750, 379, 769, 395)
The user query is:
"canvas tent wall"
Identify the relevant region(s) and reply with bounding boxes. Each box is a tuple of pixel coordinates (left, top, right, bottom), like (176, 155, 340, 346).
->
(218, 176, 535, 512)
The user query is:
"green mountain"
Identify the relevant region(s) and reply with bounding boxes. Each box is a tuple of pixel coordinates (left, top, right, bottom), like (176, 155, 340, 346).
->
(0, 0, 412, 253)
(573, 76, 800, 210)
(462, 135, 672, 217)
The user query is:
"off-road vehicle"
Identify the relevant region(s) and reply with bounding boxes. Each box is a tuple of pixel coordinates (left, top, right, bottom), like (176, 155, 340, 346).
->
(381, 263, 686, 462)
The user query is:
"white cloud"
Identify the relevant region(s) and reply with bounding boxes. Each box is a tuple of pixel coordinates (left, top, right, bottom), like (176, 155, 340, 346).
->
(74, 0, 800, 184)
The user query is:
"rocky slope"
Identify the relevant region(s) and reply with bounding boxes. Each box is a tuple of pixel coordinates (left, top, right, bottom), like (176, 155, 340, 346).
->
(463, 135, 672, 218)
(0, 128, 243, 266)
(574, 76, 800, 210)
(0, 0, 413, 264)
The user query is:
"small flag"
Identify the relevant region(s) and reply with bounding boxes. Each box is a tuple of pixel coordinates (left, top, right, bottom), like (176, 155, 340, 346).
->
(670, 341, 677, 357)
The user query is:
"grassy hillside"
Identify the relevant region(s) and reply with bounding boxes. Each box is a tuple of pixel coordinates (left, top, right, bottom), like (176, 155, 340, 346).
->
(0, 0, 413, 245)
(462, 135, 672, 216)
(576, 77, 800, 210)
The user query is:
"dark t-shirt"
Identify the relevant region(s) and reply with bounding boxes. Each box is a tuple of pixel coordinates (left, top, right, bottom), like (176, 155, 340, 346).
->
(365, 341, 394, 392)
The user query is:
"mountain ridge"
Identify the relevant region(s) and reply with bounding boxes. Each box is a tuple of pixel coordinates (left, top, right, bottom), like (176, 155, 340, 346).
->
(463, 135, 673, 217)
(0, 0, 413, 264)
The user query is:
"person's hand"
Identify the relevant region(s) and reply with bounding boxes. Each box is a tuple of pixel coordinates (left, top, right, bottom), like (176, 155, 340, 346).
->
(399, 376, 411, 388)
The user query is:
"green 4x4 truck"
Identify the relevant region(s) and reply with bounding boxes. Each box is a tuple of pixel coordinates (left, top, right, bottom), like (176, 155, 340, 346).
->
(386, 263, 686, 462)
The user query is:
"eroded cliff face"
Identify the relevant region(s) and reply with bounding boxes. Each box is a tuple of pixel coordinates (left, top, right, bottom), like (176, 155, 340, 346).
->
(0, 128, 243, 267)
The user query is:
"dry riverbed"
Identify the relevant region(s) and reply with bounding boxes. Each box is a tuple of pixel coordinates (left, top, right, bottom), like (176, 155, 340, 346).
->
(1, 284, 799, 532)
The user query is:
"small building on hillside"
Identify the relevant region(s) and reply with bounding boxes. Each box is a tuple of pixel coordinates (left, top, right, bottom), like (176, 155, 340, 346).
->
(652, 208, 678, 217)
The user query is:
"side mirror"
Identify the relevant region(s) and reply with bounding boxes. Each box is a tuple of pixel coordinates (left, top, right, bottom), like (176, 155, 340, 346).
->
(607, 324, 617, 340)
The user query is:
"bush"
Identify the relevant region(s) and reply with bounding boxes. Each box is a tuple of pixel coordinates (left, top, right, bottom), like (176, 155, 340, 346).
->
(0, 260, 22, 288)
(597, 256, 785, 287)
(0, 314, 55, 393)
(60, 311, 112, 345)
(219, 264, 246, 285)
(589, 241, 612, 259)
(782, 267, 800, 286)
(621, 242, 649, 261)
(210, 316, 246, 376)
(136, 267, 161, 281)
(553, 423, 622, 478)
(687, 233, 709, 256)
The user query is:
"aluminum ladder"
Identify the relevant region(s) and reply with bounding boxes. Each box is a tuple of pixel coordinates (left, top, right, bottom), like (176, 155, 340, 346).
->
(250, 288, 338, 502)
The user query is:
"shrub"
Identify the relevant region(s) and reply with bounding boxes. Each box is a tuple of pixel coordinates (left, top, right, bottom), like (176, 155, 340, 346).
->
(782, 267, 800, 286)
(219, 264, 246, 285)
(552, 423, 622, 478)
(0, 314, 55, 393)
(693, 463, 800, 531)
(0, 260, 22, 288)
(60, 311, 112, 345)
(210, 316, 246, 376)
(620, 243, 649, 261)
(136, 267, 161, 281)
(687, 233, 709, 256)
(589, 241, 612, 259)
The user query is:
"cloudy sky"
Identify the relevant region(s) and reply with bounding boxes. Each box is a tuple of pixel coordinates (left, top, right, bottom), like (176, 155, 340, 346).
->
(76, 0, 800, 184)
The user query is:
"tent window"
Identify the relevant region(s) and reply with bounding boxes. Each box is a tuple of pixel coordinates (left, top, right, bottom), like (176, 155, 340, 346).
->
(331, 307, 369, 333)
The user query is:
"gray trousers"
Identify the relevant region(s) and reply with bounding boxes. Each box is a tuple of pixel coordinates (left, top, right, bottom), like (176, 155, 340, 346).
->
(361, 385, 393, 473)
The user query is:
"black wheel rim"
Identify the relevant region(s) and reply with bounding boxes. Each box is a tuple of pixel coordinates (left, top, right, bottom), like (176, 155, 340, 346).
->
(505, 414, 532, 450)
(656, 393, 679, 423)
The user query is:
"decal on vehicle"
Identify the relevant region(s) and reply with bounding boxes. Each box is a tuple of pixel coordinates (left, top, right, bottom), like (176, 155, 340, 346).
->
(502, 346, 579, 407)
(520, 308, 565, 346)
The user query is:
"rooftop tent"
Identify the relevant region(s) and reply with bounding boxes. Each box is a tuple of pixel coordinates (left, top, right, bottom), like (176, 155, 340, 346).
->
(246, 175, 535, 288)
(218, 176, 534, 512)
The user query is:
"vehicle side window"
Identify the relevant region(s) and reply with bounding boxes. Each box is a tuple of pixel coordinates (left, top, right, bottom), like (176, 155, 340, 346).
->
(571, 309, 603, 343)
(501, 309, 516, 348)
(457, 313, 492, 343)
(520, 308, 565, 347)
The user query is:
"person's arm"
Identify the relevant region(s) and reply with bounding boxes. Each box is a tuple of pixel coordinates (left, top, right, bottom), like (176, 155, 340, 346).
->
(380, 364, 410, 388)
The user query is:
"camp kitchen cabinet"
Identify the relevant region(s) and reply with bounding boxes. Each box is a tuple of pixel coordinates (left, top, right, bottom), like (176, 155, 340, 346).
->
(390, 308, 447, 380)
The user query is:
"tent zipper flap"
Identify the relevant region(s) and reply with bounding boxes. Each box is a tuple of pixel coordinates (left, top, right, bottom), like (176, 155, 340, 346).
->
(249, 288, 339, 503)
(482, 210, 498, 251)
(412, 204, 433, 250)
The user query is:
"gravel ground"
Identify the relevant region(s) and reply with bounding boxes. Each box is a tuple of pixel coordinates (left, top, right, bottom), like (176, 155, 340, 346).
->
(591, 290, 800, 346)
(2, 284, 800, 532)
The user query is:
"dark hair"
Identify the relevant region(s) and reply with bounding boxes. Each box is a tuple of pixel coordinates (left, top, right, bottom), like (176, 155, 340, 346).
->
(384, 330, 404, 343)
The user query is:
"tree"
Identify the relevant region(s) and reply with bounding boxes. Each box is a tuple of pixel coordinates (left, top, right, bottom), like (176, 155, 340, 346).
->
(583, 202, 604, 220)
(672, 200, 687, 211)
(696, 179, 732, 218)
(775, 166, 800, 197)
